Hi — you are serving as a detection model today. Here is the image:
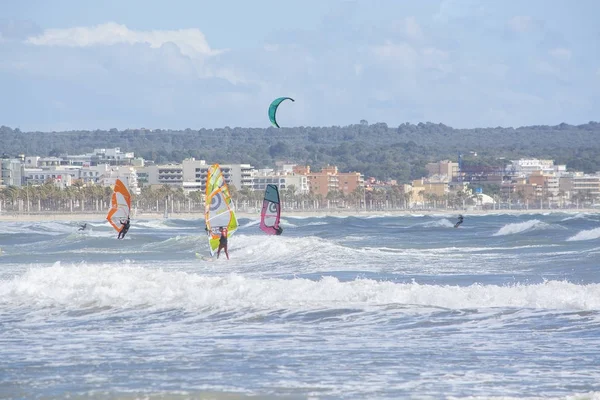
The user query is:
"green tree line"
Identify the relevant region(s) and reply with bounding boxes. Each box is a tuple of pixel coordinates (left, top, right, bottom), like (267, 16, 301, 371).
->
(2, 121, 599, 182)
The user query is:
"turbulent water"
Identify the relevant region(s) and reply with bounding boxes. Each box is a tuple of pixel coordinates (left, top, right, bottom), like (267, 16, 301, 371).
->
(1, 213, 600, 399)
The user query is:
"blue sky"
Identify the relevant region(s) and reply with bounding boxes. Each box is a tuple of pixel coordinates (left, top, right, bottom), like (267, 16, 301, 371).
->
(1, 0, 598, 131)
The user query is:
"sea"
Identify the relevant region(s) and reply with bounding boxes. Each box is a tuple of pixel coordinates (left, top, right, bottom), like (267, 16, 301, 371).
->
(1, 212, 600, 399)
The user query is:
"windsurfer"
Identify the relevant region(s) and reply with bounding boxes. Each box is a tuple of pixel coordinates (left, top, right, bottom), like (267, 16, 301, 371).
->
(118, 217, 130, 239)
(275, 226, 283, 235)
(217, 226, 229, 259)
(454, 214, 464, 228)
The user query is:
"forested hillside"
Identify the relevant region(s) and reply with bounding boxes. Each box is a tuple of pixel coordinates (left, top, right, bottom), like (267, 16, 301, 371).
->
(2, 121, 599, 182)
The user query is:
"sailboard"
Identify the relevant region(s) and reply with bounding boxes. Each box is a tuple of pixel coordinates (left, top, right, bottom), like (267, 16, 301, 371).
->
(260, 184, 282, 235)
(106, 179, 132, 233)
(204, 164, 238, 256)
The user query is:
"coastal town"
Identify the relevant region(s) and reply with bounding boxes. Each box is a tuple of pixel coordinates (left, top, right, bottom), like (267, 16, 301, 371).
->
(1, 147, 599, 214)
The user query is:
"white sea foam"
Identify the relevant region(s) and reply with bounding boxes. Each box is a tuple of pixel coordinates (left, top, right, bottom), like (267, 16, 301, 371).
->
(561, 213, 589, 222)
(567, 227, 600, 242)
(418, 218, 456, 228)
(2, 264, 599, 312)
(493, 219, 552, 236)
(449, 391, 600, 400)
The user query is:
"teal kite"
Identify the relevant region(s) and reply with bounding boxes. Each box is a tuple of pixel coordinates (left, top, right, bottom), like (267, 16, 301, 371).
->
(268, 97, 294, 128)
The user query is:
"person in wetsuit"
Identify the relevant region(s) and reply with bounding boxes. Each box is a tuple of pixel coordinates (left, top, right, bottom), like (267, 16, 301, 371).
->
(454, 214, 464, 228)
(78, 223, 87, 231)
(118, 217, 130, 239)
(275, 226, 283, 235)
(217, 226, 229, 259)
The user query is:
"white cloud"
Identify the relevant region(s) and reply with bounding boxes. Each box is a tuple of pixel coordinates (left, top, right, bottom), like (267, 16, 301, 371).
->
(549, 47, 571, 61)
(508, 16, 533, 33)
(26, 22, 223, 59)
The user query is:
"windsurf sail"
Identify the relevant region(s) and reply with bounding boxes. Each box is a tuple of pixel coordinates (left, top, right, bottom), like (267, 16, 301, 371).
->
(106, 179, 131, 232)
(260, 184, 282, 235)
(204, 164, 238, 255)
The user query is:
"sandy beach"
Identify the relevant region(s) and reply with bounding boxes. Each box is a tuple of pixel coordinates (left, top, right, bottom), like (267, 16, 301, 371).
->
(1, 208, 598, 222)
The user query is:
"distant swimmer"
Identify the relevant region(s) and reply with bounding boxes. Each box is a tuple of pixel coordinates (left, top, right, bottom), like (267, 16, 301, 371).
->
(275, 226, 283, 235)
(118, 217, 130, 239)
(78, 223, 87, 231)
(217, 226, 229, 260)
(454, 214, 464, 228)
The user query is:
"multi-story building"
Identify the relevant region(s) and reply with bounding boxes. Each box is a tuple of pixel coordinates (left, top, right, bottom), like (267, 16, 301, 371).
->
(426, 160, 459, 180)
(307, 166, 340, 197)
(337, 171, 364, 196)
(572, 174, 600, 201)
(139, 159, 255, 192)
(24, 166, 79, 187)
(411, 178, 449, 205)
(181, 159, 254, 191)
(302, 165, 364, 197)
(510, 159, 555, 177)
(528, 171, 560, 199)
(141, 163, 184, 187)
(1, 159, 25, 186)
(88, 148, 136, 166)
(248, 169, 309, 194)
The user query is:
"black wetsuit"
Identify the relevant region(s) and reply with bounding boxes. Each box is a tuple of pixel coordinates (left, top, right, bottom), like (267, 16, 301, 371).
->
(275, 226, 283, 235)
(219, 231, 227, 245)
(454, 215, 464, 228)
(118, 219, 130, 239)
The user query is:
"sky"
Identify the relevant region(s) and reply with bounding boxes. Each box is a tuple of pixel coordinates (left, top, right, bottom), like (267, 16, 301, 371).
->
(1, 0, 599, 131)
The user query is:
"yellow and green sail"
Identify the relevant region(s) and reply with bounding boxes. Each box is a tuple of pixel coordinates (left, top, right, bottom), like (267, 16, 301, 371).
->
(204, 164, 238, 255)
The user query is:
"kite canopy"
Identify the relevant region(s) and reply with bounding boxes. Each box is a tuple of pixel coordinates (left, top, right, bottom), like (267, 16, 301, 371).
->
(268, 97, 294, 128)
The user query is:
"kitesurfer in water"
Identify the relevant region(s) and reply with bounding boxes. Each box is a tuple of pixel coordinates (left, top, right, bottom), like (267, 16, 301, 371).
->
(454, 214, 464, 228)
(275, 226, 283, 235)
(217, 226, 229, 259)
(78, 223, 87, 231)
(118, 217, 130, 239)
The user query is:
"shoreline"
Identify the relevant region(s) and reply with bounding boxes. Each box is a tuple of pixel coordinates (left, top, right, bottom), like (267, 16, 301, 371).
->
(0, 209, 599, 222)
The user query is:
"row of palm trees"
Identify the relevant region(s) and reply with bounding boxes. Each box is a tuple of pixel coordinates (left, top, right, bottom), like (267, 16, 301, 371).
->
(1, 181, 593, 214)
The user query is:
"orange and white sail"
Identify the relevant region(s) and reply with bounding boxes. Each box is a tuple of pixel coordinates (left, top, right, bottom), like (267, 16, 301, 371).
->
(106, 179, 132, 232)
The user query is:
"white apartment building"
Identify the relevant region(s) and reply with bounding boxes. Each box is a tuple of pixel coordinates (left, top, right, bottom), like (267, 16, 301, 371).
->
(572, 174, 600, 200)
(510, 159, 555, 176)
(100, 166, 140, 194)
(138, 159, 254, 191)
(60, 148, 136, 166)
(1, 159, 24, 186)
(24, 166, 79, 187)
(140, 163, 184, 187)
(182, 159, 254, 190)
(250, 169, 309, 194)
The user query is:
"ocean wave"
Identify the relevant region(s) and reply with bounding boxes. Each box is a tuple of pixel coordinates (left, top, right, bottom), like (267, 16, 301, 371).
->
(567, 227, 600, 242)
(493, 219, 554, 236)
(2, 264, 599, 312)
